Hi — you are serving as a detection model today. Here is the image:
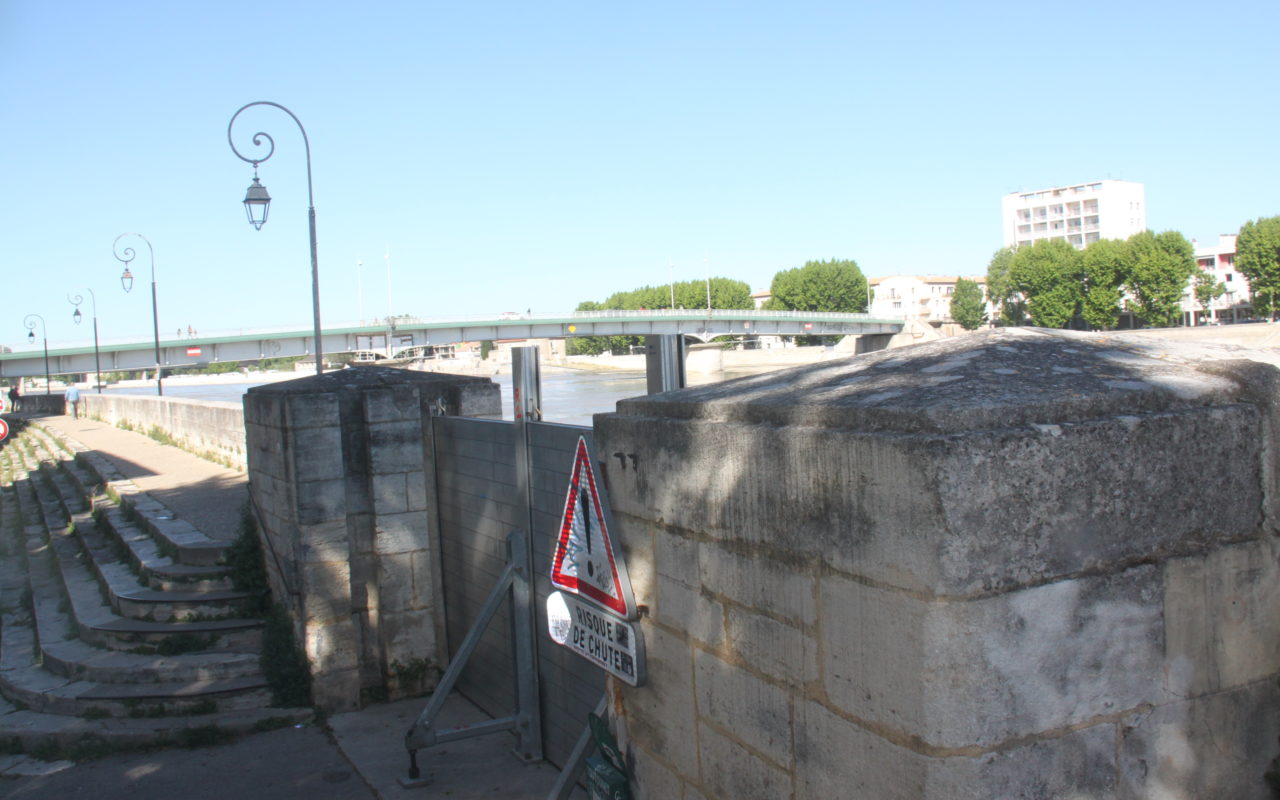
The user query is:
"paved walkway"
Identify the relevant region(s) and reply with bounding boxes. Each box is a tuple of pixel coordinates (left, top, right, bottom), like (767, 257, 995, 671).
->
(37, 414, 248, 542)
(0, 414, 582, 800)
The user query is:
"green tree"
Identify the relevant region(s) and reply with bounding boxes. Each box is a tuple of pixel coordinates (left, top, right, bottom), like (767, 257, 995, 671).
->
(564, 300, 622, 356)
(1079, 238, 1128, 330)
(984, 247, 1025, 325)
(566, 278, 755, 355)
(949, 278, 987, 330)
(1194, 269, 1226, 321)
(1123, 230, 1196, 328)
(1008, 239, 1083, 328)
(765, 259, 868, 313)
(1236, 216, 1280, 319)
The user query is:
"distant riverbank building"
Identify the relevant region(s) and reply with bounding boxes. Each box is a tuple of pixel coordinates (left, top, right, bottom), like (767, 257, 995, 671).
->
(1001, 180, 1146, 250)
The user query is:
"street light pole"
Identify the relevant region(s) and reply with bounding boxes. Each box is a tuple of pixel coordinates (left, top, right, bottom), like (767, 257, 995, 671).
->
(113, 233, 162, 396)
(68, 289, 103, 393)
(228, 101, 323, 376)
(22, 314, 50, 395)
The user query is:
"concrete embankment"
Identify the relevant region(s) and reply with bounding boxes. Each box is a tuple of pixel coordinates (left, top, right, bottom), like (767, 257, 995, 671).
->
(82, 392, 247, 470)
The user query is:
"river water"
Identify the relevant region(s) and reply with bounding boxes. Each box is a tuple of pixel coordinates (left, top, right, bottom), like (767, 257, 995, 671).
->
(103, 370, 652, 428)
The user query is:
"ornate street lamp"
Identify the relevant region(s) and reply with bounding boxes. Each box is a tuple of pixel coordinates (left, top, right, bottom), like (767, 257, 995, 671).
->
(113, 233, 163, 396)
(23, 313, 50, 395)
(68, 289, 103, 393)
(228, 101, 323, 376)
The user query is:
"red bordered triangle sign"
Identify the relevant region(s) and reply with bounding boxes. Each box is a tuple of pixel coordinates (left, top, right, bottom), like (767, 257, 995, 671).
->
(550, 436, 636, 619)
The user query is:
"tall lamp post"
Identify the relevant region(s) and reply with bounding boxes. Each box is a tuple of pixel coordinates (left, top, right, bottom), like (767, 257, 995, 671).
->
(113, 233, 163, 396)
(68, 289, 103, 393)
(228, 101, 323, 376)
(22, 314, 50, 394)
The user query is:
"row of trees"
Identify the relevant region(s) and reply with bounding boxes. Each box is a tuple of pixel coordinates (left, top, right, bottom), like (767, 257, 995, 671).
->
(567, 259, 870, 354)
(983, 230, 1203, 329)
(1236, 216, 1280, 319)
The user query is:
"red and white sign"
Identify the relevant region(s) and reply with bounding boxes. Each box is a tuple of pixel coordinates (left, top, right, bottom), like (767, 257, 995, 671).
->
(0, 419, 8, 441)
(186, 346, 202, 357)
(550, 436, 635, 619)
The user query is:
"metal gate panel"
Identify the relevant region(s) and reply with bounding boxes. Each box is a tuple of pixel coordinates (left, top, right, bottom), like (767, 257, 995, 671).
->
(433, 415, 606, 768)
(527, 422, 608, 765)
(434, 416, 520, 720)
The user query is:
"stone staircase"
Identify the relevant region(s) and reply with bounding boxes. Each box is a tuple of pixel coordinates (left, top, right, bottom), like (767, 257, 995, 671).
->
(0, 419, 309, 766)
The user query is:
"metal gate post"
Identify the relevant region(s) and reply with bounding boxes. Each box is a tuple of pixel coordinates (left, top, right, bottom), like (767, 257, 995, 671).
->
(645, 333, 686, 394)
(510, 346, 545, 763)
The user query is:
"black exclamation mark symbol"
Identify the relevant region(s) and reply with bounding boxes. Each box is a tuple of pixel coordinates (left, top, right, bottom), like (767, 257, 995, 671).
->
(580, 487, 593, 578)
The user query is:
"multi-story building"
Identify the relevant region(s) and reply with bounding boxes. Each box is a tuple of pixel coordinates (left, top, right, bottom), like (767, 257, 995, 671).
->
(1180, 234, 1254, 324)
(1001, 180, 1146, 250)
(868, 275, 994, 325)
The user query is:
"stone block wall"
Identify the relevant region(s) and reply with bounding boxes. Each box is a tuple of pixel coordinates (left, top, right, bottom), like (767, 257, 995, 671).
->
(243, 366, 500, 710)
(594, 328, 1280, 799)
(84, 392, 247, 469)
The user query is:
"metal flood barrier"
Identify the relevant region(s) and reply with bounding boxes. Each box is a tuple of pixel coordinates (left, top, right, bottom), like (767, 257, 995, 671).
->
(404, 338, 687, 788)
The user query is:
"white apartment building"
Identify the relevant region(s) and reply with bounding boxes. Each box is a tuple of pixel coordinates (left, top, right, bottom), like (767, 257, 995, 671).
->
(1002, 180, 1146, 250)
(869, 275, 994, 325)
(1180, 234, 1254, 324)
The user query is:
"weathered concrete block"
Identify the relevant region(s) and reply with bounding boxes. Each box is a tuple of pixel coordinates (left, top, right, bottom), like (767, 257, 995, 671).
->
(698, 541, 815, 626)
(821, 565, 1163, 749)
(1118, 678, 1280, 799)
(654, 575, 724, 650)
(298, 520, 352, 564)
(285, 392, 340, 429)
(1163, 538, 1280, 697)
(693, 649, 791, 765)
(375, 552, 417, 613)
(300, 560, 354, 623)
(619, 623, 699, 778)
(363, 385, 420, 424)
(627, 750, 684, 800)
(695, 721, 791, 800)
(296, 478, 346, 525)
(725, 606, 815, 687)
(795, 700, 1118, 799)
(292, 426, 345, 482)
(653, 526, 699, 587)
(369, 420, 426, 474)
(374, 511, 430, 555)
(371, 473, 409, 515)
(378, 609, 437, 666)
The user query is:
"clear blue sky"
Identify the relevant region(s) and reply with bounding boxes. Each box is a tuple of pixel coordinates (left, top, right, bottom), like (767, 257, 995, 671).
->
(3, 0, 1277, 349)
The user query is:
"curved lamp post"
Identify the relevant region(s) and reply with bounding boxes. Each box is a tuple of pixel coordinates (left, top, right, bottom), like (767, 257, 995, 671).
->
(113, 233, 163, 396)
(68, 289, 103, 393)
(23, 314, 50, 395)
(228, 101, 323, 376)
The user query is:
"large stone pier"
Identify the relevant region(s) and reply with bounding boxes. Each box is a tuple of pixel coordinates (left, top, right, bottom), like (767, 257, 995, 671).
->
(594, 328, 1280, 798)
(243, 367, 500, 710)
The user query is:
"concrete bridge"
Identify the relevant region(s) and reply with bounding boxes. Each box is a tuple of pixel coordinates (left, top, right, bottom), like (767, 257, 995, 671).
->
(0, 309, 903, 379)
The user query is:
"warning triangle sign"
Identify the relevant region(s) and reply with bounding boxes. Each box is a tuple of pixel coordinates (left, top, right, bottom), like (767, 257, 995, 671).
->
(550, 436, 635, 619)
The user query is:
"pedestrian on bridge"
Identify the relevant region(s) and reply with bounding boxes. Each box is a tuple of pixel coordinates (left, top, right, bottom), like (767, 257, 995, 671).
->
(65, 384, 81, 419)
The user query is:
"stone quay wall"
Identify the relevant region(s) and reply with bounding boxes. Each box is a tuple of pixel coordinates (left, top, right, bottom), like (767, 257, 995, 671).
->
(243, 367, 500, 711)
(84, 392, 247, 469)
(594, 328, 1280, 799)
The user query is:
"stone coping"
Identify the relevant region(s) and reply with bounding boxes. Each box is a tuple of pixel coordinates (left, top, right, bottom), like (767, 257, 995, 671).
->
(612, 328, 1280, 434)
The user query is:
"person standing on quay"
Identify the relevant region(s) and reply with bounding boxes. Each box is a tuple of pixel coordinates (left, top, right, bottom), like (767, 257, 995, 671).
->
(65, 383, 80, 419)
(7, 383, 19, 413)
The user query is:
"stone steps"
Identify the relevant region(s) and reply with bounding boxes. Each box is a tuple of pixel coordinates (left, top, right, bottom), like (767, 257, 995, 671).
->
(0, 424, 305, 764)
(13, 428, 229, 591)
(10, 432, 252, 622)
(0, 694, 310, 760)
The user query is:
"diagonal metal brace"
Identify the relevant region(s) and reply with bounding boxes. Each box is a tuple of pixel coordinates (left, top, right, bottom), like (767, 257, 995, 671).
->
(402, 528, 541, 783)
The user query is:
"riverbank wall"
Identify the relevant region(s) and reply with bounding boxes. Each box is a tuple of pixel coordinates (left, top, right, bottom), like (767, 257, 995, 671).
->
(84, 393, 247, 470)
